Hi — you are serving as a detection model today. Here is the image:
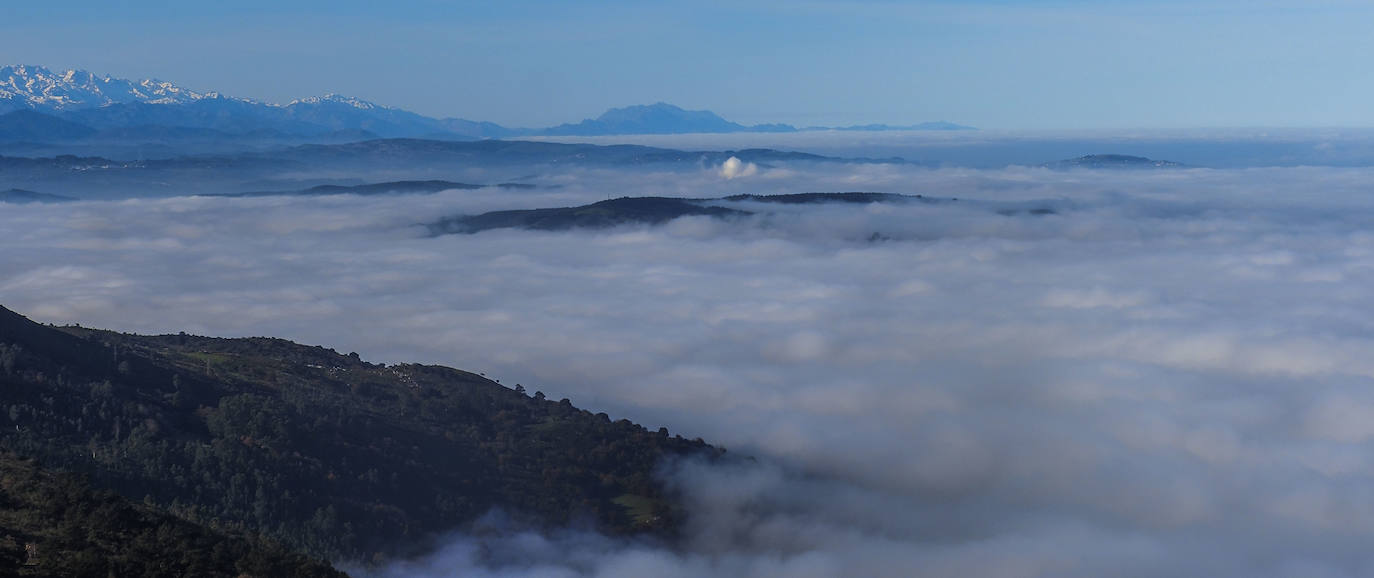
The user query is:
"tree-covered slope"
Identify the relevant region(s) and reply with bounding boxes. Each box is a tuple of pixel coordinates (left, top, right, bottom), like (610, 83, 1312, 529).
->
(0, 452, 343, 577)
(0, 305, 717, 564)
(429, 196, 751, 234)
(426, 192, 960, 234)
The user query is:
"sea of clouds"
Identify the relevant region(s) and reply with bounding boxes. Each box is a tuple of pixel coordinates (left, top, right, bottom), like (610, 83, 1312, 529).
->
(6, 160, 1374, 576)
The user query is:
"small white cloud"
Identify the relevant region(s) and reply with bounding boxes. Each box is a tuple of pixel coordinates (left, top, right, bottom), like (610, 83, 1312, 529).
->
(719, 156, 758, 180)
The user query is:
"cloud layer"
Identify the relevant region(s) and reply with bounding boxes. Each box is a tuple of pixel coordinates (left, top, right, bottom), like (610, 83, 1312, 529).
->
(7, 162, 1374, 576)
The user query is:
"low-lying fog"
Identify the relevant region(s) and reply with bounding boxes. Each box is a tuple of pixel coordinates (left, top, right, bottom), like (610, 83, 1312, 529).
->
(529, 127, 1374, 168)
(7, 160, 1374, 576)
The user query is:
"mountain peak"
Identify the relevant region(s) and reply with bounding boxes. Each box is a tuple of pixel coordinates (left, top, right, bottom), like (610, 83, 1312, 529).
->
(596, 101, 686, 117)
(595, 102, 726, 123)
(288, 93, 388, 110)
(0, 63, 211, 112)
(541, 102, 749, 136)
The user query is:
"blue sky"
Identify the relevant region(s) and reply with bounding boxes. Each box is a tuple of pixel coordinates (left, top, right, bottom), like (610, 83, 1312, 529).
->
(5, 0, 1373, 129)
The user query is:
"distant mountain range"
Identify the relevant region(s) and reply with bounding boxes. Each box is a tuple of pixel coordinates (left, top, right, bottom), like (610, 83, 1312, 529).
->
(0, 65, 973, 142)
(538, 103, 796, 136)
(220, 179, 537, 198)
(0, 137, 894, 198)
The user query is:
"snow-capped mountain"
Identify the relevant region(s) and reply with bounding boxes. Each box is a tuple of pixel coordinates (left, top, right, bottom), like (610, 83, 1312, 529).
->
(287, 94, 385, 110)
(0, 64, 452, 138)
(0, 64, 973, 144)
(0, 64, 222, 112)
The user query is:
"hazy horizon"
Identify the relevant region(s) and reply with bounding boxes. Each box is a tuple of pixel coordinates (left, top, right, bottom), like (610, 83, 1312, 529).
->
(8, 1, 1374, 130)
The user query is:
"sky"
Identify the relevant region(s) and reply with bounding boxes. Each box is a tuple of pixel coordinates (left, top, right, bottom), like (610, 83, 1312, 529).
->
(5, 0, 1374, 129)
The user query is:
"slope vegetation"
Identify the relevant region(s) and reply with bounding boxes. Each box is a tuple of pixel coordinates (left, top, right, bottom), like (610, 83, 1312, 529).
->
(0, 452, 342, 577)
(0, 305, 717, 564)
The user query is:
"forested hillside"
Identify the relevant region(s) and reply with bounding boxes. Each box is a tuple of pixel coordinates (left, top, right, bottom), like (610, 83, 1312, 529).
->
(0, 305, 718, 566)
(0, 451, 343, 577)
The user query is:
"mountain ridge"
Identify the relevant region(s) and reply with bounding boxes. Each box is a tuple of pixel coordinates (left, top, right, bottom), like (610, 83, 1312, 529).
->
(0, 65, 972, 140)
(0, 64, 219, 111)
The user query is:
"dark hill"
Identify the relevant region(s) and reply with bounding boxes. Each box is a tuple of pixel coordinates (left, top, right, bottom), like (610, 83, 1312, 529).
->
(429, 196, 752, 234)
(1043, 154, 1184, 169)
(429, 192, 957, 234)
(0, 305, 718, 565)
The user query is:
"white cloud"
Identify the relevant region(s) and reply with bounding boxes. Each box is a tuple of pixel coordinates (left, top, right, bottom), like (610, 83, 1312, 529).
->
(9, 162, 1374, 576)
(718, 156, 758, 180)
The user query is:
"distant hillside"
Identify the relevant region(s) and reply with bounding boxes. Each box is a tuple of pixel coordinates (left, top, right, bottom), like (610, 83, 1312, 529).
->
(0, 110, 96, 142)
(541, 102, 790, 136)
(0, 188, 75, 204)
(0, 304, 719, 565)
(429, 192, 974, 234)
(1043, 154, 1184, 169)
(428, 191, 1071, 235)
(537, 104, 975, 136)
(217, 180, 541, 198)
(220, 179, 486, 198)
(432, 196, 752, 233)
